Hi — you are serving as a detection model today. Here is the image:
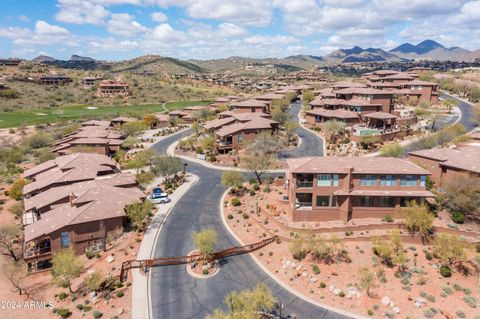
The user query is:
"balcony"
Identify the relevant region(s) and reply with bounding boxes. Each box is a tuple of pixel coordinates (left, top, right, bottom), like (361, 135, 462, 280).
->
(296, 181, 313, 188)
(24, 239, 51, 259)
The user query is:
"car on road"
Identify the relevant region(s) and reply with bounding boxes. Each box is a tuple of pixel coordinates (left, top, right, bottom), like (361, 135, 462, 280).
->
(147, 193, 171, 204)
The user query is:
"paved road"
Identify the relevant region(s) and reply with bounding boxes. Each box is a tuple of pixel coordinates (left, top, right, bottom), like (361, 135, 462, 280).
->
(279, 101, 324, 159)
(439, 91, 478, 131)
(148, 108, 347, 319)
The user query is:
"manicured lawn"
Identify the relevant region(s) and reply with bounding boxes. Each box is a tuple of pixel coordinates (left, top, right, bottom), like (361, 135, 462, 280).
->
(0, 100, 211, 128)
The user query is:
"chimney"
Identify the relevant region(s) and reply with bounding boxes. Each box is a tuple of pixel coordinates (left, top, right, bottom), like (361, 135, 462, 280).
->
(69, 193, 77, 207)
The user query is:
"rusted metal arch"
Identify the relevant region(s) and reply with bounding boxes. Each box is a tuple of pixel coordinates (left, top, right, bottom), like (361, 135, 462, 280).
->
(120, 236, 277, 282)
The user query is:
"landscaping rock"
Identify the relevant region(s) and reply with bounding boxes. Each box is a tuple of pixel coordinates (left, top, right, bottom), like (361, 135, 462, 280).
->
(392, 307, 400, 314)
(106, 255, 115, 263)
(301, 271, 308, 277)
(310, 277, 318, 283)
(389, 301, 395, 308)
(333, 288, 341, 295)
(381, 296, 391, 305)
(201, 264, 209, 271)
(329, 285, 335, 292)
(118, 308, 125, 315)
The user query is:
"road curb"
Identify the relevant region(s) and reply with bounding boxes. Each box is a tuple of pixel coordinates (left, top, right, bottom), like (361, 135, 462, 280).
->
(132, 173, 200, 319)
(219, 188, 368, 319)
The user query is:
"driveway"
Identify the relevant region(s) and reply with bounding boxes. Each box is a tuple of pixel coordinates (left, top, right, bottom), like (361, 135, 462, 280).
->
(148, 129, 349, 319)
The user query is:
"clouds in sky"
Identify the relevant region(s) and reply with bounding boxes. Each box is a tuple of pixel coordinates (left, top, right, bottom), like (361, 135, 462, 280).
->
(1, 0, 480, 59)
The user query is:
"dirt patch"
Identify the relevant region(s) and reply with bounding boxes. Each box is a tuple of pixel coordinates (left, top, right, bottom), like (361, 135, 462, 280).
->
(223, 182, 480, 318)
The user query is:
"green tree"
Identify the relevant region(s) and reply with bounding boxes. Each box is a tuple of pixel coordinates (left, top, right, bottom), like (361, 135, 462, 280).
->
(135, 171, 155, 190)
(150, 155, 183, 183)
(433, 234, 465, 266)
(124, 149, 157, 172)
(402, 202, 435, 239)
(359, 267, 376, 297)
(121, 121, 146, 136)
(442, 98, 459, 114)
(125, 200, 154, 230)
(379, 143, 405, 157)
(207, 283, 277, 319)
(302, 90, 314, 108)
(122, 136, 140, 149)
(201, 135, 216, 154)
(85, 271, 104, 292)
(284, 120, 299, 145)
(193, 229, 217, 261)
(271, 104, 288, 124)
(51, 249, 84, 294)
(322, 120, 346, 142)
(221, 171, 244, 191)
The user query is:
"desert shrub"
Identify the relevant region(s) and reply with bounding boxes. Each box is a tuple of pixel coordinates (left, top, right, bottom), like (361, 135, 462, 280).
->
(476, 243, 480, 253)
(227, 214, 233, 220)
(57, 292, 68, 301)
(382, 215, 394, 223)
(249, 178, 256, 184)
(92, 311, 103, 319)
(56, 308, 72, 318)
(456, 311, 466, 319)
(8, 179, 28, 200)
(253, 183, 260, 191)
(367, 309, 374, 316)
(338, 291, 345, 297)
(451, 211, 464, 224)
(311, 264, 320, 275)
(202, 269, 209, 275)
(76, 304, 83, 310)
(440, 265, 452, 277)
(8, 202, 23, 218)
(442, 286, 453, 295)
(115, 291, 124, 298)
(319, 282, 326, 288)
(463, 295, 477, 308)
(249, 189, 256, 196)
(231, 198, 241, 206)
(423, 308, 437, 318)
(242, 213, 249, 219)
(425, 251, 433, 261)
(85, 250, 96, 259)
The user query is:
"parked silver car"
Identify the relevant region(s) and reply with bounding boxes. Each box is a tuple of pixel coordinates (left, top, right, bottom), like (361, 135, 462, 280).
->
(147, 193, 171, 204)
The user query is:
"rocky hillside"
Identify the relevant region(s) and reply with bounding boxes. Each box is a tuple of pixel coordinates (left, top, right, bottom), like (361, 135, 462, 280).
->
(390, 40, 479, 61)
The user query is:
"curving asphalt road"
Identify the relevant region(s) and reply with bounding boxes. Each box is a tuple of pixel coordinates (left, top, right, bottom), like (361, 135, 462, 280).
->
(148, 107, 350, 319)
(279, 101, 324, 159)
(439, 91, 478, 132)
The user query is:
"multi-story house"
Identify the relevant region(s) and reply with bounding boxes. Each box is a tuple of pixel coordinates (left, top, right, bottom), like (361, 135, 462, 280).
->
(286, 157, 434, 222)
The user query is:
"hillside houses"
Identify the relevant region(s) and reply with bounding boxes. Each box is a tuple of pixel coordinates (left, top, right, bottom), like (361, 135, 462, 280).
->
(51, 120, 124, 156)
(96, 80, 130, 97)
(21, 152, 144, 272)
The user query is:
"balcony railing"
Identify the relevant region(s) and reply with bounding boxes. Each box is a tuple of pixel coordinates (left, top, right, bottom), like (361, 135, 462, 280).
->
(296, 181, 313, 188)
(296, 201, 313, 210)
(24, 246, 52, 258)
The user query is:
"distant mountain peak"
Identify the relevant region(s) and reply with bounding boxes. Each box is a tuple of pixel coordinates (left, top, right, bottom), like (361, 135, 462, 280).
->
(32, 55, 56, 63)
(70, 54, 96, 62)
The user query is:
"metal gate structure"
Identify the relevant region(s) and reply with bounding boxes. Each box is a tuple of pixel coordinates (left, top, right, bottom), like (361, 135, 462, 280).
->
(119, 236, 277, 282)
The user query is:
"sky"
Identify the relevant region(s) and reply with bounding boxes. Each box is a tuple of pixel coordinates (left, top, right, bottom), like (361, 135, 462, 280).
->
(1, 0, 480, 61)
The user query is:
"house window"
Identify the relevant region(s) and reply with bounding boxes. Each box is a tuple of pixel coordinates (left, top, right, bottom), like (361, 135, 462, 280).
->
(360, 175, 377, 186)
(60, 231, 70, 249)
(400, 175, 417, 186)
(238, 132, 243, 143)
(331, 195, 338, 207)
(380, 197, 395, 207)
(332, 175, 339, 187)
(380, 175, 396, 186)
(420, 175, 426, 187)
(359, 196, 374, 207)
(317, 174, 331, 187)
(316, 196, 330, 207)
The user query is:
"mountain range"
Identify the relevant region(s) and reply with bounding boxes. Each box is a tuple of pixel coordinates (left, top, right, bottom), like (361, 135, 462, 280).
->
(28, 39, 480, 73)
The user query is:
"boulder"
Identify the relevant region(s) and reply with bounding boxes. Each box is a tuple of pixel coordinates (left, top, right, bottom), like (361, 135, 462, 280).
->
(106, 255, 115, 263)
(333, 288, 341, 295)
(381, 296, 391, 305)
(393, 307, 400, 314)
(118, 308, 125, 315)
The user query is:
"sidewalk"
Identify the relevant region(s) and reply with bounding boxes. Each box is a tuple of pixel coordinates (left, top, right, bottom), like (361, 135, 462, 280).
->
(131, 173, 199, 319)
